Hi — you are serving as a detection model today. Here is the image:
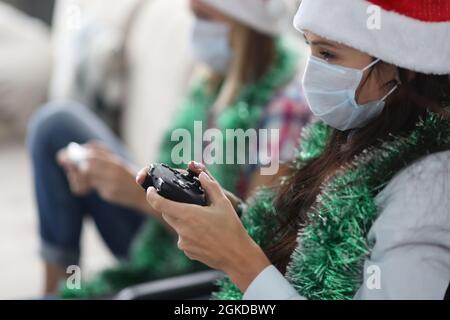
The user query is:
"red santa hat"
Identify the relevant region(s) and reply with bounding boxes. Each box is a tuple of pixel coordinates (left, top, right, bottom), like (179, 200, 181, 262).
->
(294, 0, 450, 75)
(202, 0, 298, 35)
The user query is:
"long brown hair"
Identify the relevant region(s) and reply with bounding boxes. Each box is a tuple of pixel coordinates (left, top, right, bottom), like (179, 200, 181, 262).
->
(208, 21, 276, 113)
(266, 65, 450, 274)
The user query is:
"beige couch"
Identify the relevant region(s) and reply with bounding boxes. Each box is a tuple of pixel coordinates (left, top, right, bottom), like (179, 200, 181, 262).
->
(0, 3, 51, 141)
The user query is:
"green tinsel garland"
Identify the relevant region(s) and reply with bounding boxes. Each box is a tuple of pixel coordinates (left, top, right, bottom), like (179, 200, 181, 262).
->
(60, 39, 299, 299)
(214, 109, 450, 300)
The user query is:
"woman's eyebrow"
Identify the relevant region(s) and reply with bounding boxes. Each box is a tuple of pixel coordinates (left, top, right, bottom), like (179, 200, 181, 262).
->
(309, 40, 339, 49)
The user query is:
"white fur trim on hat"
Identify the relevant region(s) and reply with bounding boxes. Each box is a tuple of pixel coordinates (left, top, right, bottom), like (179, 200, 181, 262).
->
(294, 0, 450, 75)
(202, 0, 298, 35)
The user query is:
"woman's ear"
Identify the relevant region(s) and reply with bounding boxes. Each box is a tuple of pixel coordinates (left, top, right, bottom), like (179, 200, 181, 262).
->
(404, 69, 417, 83)
(394, 67, 402, 84)
(372, 62, 399, 90)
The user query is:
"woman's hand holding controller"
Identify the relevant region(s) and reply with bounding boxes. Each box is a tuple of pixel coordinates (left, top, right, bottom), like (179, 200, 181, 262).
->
(138, 161, 271, 292)
(187, 161, 245, 214)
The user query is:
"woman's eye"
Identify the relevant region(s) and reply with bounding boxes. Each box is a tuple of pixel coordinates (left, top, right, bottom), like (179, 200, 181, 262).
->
(319, 50, 335, 61)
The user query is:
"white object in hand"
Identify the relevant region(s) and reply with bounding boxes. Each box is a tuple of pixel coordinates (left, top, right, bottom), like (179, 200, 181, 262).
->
(66, 142, 88, 169)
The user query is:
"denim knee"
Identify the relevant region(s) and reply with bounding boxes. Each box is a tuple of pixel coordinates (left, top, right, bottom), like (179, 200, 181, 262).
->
(27, 101, 90, 156)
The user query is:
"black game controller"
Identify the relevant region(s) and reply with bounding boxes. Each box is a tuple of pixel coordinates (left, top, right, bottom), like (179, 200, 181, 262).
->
(140, 163, 207, 206)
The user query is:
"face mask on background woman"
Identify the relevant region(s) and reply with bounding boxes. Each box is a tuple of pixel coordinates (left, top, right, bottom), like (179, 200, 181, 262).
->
(302, 55, 399, 131)
(190, 19, 233, 74)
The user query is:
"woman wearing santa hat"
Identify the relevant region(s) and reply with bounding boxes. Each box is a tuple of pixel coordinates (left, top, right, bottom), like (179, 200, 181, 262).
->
(29, 0, 310, 297)
(141, 0, 450, 299)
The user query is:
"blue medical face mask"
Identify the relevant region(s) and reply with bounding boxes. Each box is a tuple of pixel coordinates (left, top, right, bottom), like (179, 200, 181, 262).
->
(302, 55, 399, 131)
(191, 19, 232, 74)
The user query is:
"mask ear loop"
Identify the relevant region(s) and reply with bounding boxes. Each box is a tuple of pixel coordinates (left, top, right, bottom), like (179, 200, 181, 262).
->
(362, 58, 381, 71)
(380, 82, 400, 102)
(362, 58, 399, 102)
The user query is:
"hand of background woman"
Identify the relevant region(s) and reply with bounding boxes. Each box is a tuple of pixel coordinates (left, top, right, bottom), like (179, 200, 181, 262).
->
(80, 142, 149, 211)
(57, 147, 92, 196)
(142, 166, 271, 292)
(58, 142, 149, 212)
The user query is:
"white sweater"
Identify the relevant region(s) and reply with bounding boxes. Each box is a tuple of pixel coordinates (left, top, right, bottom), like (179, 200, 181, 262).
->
(243, 150, 450, 300)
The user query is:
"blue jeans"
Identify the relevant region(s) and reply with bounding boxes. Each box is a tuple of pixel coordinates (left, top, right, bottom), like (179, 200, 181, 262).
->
(27, 102, 146, 267)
